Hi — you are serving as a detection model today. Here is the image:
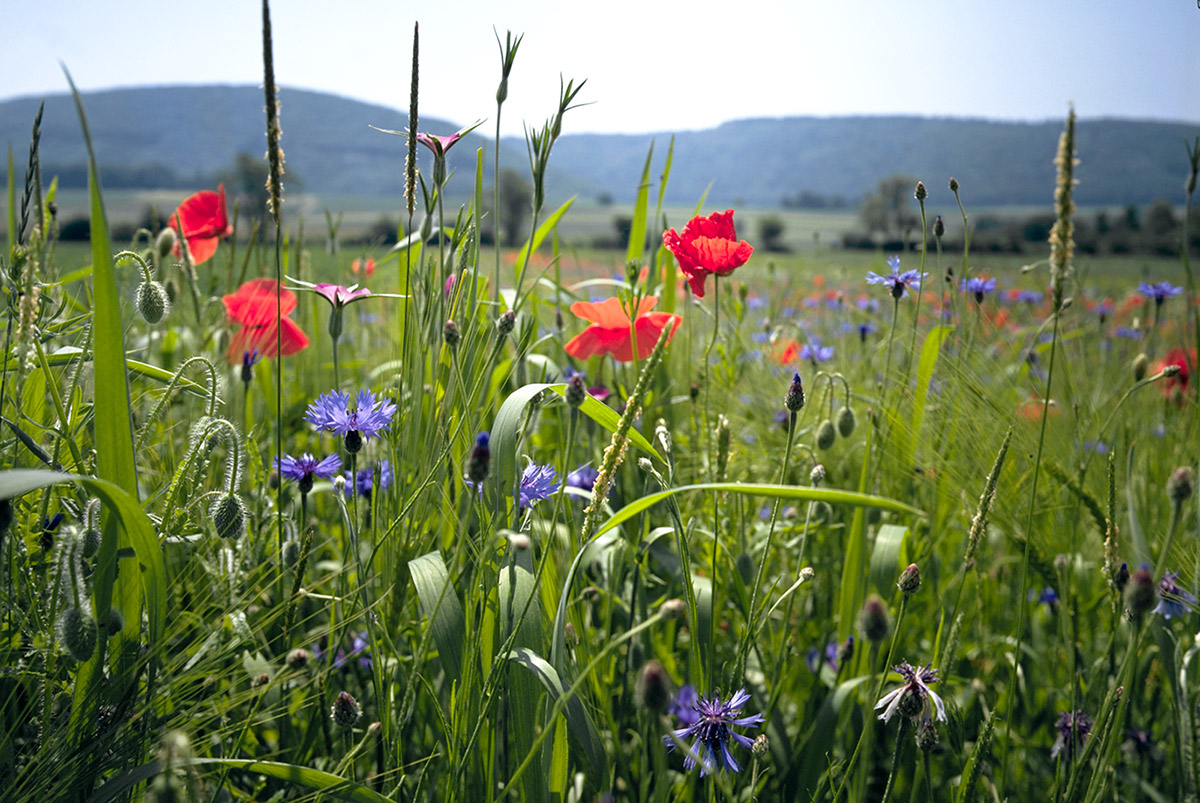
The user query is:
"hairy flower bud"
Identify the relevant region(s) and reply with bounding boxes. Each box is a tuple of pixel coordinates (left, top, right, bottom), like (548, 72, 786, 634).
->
(810, 464, 826, 487)
(283, 539, 300, 568)
(331, 691, 362, 729)
(155, 226, 177, 260)
(933, 214, 945, 238)
(286, 648, 311, 670)
(914, 181, 927, 202)
(1168, 467, 1194, 506)
(948, 177, 959, 192)
(443, 319, 460, 348)
(753, 733, 770, 758)
(496, 309, 516, 336)
(898, 563, 922, 597)
(565, 374, 586, 407)
(59, 606, 98, 662)
(836, 406, 857, 438)
(105, 606, 124, 636)
(816, 419, 836, 451)
(660, 598, 687, 620)
(1132, 353, 1149, 382)
(784, 372, 805, 412)
(1125, 566, 1155, 617)
(211, 493, 247, 541)
(136, 281, 170, 324)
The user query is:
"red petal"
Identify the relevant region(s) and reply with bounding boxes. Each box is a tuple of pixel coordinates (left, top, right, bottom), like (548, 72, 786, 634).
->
(564, 325, 612, 360)
(632, 313, 681, 361)
(223, 278, 298, 325)
(186, 235, 220, 266)
(226, 316, 309, 363)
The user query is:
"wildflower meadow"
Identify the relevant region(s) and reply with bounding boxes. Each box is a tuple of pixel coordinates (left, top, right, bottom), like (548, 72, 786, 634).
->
(2, 7, 1199, 803)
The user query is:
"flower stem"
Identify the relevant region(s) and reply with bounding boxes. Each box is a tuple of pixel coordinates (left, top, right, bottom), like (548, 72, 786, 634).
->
(880, 717, 910, 803)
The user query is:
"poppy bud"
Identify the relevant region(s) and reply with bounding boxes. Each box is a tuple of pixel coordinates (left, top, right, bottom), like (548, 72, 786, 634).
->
(496, 309, 516, 336)
(287, 648, 310, 670)
(836, 406, 857, 438)
(331, 691, 362, 729)
(949, 177, 959, 192)
(443, 319, 460, 348)
(1168, 467, 1194, 506)
(105, 606, 124, 636)
(914, 181, 927, 201)
(135, 281, 170, 324)
(784, 372, 805, 412)
(1125, 566, 1155, 617)
(58, 606, 98, 662)
(810, 464, 826, 486)
(1132, 353, 1149, 382)
(635, 660, 672, 714)
(467, 432, 490, 484)
(660, 598, 687, 619)
(155, 227, 177, 260)
(566, 374, 586, 407)
(82, 526, 101, 559)
(211, 493, 247, 541)
(859, 594, 890, 643)
(898, 563, 922, 597)
(816, 419, 836, 450)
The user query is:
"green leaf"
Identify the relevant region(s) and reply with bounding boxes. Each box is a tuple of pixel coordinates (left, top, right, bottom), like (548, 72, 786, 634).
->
(508, 647, 609, 782)
(837, 421, 874, 642)
(626, 144, 653, 266)
(408, 551, 466, 687)
(869, 524, 910, 597)
(499, 545, 546, 803)
(901, 324, 953, 474)
(514, 196, 576, 284)
(595, 481, 922, 537)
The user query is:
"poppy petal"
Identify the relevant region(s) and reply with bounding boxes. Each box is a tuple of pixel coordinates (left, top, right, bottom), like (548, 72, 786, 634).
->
(223, 278, 297, 326)
(633, 312, 681, 360)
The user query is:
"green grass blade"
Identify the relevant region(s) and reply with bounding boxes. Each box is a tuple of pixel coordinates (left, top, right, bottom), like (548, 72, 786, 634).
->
(408, 551, 466, 687)
(901, 324, 953, 474)
(595, 481, 922, 537)
(869, 524, 910, 597)
(625, 143, 653, 266)
(6, 146, 14, 253)
(499, 546, 546, 803)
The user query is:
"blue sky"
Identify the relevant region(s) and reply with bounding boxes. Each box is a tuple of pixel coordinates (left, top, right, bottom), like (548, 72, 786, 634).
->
(4, 0, 1198, 136)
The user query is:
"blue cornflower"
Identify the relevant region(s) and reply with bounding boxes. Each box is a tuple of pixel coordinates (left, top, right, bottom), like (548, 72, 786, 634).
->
(345, 460, 392, 498)
(805, 638, 840, 674)
(241, 349, 261, 384)
(1095, 299, 1114, 323)
(874, 662, 947, 724)
(669, 685, 699, 727)
(1138, 281, 1183, 304)
(1114, 327, 1142, 340)
(566, 465, 599, 492)
(1013, 289, 1044, 304)
(275, 453, 342, 495)
(519, 463, 559, 508)
(746, 296, 767, 310)
(1051, 710, 1092, 760)
(1154, 570, 1196, 619)
(865, 256, 927, 300)
(663, 688, 764, 775)
(306, 389, 396, 452)
(1082, 440, 1109, 455)
(799, 338, 834, 365)
(961, 276, 997, 303)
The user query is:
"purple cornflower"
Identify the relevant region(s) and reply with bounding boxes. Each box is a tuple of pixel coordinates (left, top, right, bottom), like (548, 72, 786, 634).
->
(566, 465, 599, 492)
(1153, 570, 1196, 619)
(306, 389, 396, 452)
(806, 638, 840, 674)
(1095, 299, 1114, 324)
(961, 276, 997, 303)
(866, 256, 927, 300)
(663, 688, 765, 775)
(874, 661, 947, 724)
(1051, 710, 1093, 760)
(241, 349, 261, 384)
(669, 685, 699, 727)
(519, 463, 559, 508)
(799, 338, 834, 365)
(275, 453, 342, 495)
(345, 460, 392, 499)
(1138, 281, 1183, 304)
(1082, 440, 1109, 455)
(1012, 289, 1044, 305)
(1114, 327, 1142, 340)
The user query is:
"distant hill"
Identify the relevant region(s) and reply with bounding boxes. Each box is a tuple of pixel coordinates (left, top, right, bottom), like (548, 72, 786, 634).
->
(1, 86, 1197, 210)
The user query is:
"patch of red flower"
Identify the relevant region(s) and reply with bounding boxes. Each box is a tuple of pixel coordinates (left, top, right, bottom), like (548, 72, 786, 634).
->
(222, 278, 309, 364)
(564, 296, 681, 363)
(662, 210, 753, 298)
(1018, 396, 1061, 422)
(169, 185, 233, 265)
(351, 258, 376, 278)
(1156, 346, 1195, 401)
(773, 339, 800, 365)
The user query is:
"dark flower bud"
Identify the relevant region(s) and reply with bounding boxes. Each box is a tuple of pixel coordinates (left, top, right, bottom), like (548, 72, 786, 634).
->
(836, 406, 856, 438)
(443, 319, 460, 348)
(344, 429, 364, 454)
(59, 607, 98, 662)
(837, 636, 855, 665)
(555, 308, 564, 330)
(898, 563, 922, 597)
(915, 718, 939, 752)
(914, 181, 927, 201)
(660, 598, 687, 620)
(47, 201, 57, 218)
(0, 499, 11, 535)
(105, 607, 124, 636)
(82, 527, 102, 559)
(566, 374, 586, 407)
(933, 214, 945, 238)
(1114, 562, 1130, 593)
(1125, 566, 1155, 617)
(816, 419, 836, 451)
(467, 432, 490, 484)
(690, 381, 701, 402)
(784, 372, 805, 412)
(251, 672, 270, 689)
(753, 734, 770, 758)
(635, 659, 672, 714)
(948, 177, 959, 192)
(211, 493, 247, 541)
(135, 281, 170, 324)
(496, 309, 516, 336)
(286, 648, 310, 670)
(1132, 353, 1149, 382)
(859, 594, 890, 643)
(241, 350, 259, 385)
(564, 621, 578, 647)
(155, 227, 177, 259)
(1168, 467, 1194, 505)
(331, 691, 362, 729)
(810, 464, 826, 486)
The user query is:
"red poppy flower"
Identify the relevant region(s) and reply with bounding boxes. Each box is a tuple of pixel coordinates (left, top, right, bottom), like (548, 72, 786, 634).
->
(1156, 346, 1195, 400)
(662, 210, 754, 298)
(774, 339, 800, 365)
(222, 278, 309, 363)
(169, 184, 233, 265)
(564, 296, 681, 363)
(351, 258, 376, 277)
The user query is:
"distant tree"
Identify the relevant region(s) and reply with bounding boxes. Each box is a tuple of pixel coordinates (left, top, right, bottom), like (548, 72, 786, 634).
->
(595, 191, 614, 207)
(493, 169, 532, 247)
(858, 174, 920, 240)
(758, 215, 788, 252)
(221, 152, 276, 226)
(1144, 200, 1177, 237)
(612, 215, 633, 250)
(1123, 204, 1141, 232)
(1095, 211, 1110, 235)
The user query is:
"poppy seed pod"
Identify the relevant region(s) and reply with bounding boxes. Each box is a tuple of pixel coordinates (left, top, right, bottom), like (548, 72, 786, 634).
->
(135, 281, 170, 324)
(836, 406, 857, 438)
(58, 607, 98, 662)
(816, 420, 836, 451)
(211, 493, 247, 541)
(82, 527, 101, 559)
(635, 660, 673, 714)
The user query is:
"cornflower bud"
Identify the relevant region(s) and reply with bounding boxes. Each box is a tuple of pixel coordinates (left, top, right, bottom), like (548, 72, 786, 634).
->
(1168, 467, 1194, 506)
(286, 648, 311, 670)
(784, 372, 805, 412)
(859, 594, 890, 643)
(251, 672, 270, 689)
(898, 563, 922, 597)
(1125, 566, 1155, 618)
(635, 660, 672, 714)
(565, 374, 586, 407)
(914, 181, 927, 201)
(753, 734, 770, 758)
(331, 691, 362, 729)
(933, 214, 945, 238)
(496, 309, 516, 336)
(443, 319, 460, 348)
(915, 718, 939, 752)
(948, 177, 959, 192)
(467, 432, 490, 484)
